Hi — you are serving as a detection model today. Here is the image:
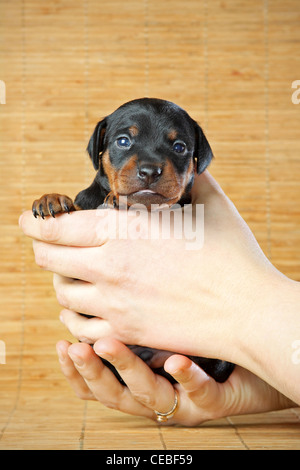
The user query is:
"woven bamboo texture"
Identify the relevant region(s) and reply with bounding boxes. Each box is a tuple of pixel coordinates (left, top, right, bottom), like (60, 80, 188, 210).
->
(0, 0, 299, 449)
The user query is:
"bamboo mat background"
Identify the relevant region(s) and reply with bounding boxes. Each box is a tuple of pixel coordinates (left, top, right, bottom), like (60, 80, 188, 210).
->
(0, 0, 300, 450)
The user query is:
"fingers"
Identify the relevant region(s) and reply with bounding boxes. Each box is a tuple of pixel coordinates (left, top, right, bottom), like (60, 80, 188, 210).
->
(164, 355, 220, 407)
(19, 207, 140, 246)
(57, 340, 229, 426)
(53, 275, 113, 343)
(56, 340, 95, 400)
(53, 274, 107, 319)
(94, 338, 177, 415)
(58, 342, 286, 426)
(19, 209, 110, 246)
(58, 340, 154, 418)
(32, 241, 103, 282)
(60, 309, 112, 343)
(93, 342, 225, 425)
(165, 355, 210, 390)
(58, 338, 178, 417)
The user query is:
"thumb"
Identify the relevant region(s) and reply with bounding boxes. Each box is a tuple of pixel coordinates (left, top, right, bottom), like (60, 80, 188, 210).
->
(164, 354, 221, 407)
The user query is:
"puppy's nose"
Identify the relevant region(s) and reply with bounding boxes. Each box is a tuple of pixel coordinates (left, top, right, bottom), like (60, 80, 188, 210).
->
(138, 163, 163, 185)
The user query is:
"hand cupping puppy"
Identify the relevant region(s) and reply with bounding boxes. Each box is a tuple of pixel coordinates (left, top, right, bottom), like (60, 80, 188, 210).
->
(19, 171, 300, 421)
(56, 338, 294, 426)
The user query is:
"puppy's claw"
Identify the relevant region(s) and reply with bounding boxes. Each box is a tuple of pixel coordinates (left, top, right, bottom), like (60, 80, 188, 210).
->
(39, 204, 45, 219)
(63, 202, 70, 214)
(48, 203, 55, 218)
(33, 207, 38, 218)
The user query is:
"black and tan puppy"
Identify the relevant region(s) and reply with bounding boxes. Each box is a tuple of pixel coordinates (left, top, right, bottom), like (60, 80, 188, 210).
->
(33, 98, 234, 384)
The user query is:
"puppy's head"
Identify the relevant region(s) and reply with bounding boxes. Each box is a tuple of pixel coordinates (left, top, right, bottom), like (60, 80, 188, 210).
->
(87, 98, 213, 207)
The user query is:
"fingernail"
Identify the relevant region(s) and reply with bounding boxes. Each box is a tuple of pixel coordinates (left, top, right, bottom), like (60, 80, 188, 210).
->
(99, 353, 113, 362)
(56, 345, 66, 363)
(68, 352, 84, 367)
(94, 348, 113, 362)
(59, 314, 65, 324)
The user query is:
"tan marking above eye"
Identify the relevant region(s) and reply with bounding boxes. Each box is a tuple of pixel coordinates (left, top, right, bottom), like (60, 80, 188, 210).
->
(128, 125, 139, 137)
(167, 129, 178, 140)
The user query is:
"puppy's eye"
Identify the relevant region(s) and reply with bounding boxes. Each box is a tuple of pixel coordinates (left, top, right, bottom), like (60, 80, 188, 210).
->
(116, 136, 132, 149)
(173, 141, 187, 154)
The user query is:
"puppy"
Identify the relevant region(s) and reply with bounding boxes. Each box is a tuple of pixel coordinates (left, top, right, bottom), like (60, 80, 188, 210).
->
(33, 98, 235, 384)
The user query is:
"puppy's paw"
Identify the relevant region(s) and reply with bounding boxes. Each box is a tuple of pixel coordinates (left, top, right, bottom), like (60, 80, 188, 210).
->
(32, 193, 75, 219)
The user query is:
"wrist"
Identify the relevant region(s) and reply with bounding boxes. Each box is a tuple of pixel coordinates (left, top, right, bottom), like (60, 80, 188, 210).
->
(232, 272, 300, 404)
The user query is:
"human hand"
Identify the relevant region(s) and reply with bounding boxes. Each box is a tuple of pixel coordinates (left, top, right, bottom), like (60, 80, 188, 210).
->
(56, 338, 294, 426)
(19, 171, 300, 404)
(19, 171, 278, 358)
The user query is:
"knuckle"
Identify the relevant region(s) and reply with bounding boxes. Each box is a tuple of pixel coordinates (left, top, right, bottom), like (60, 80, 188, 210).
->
(101, 400, 117, 410)
(34, 245, 49, 270)
(55, 287, 69, 309)
(62, 314, 94, 342)
(75, 390, 91, 401)
(114, 360, 128, 372)
(62, 367, 77, 381)
(82, 371, 99, 382)
(133, 391, 156, 409)
(65, 320, 80, 339)
(40, 216, 61, 242)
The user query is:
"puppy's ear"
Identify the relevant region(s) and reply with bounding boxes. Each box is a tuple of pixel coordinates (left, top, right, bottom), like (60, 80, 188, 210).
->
(86, 118, 107, 170)
(193, 122, 214, 174)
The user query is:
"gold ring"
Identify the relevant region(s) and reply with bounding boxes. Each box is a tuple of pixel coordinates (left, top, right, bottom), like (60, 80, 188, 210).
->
(154, 390, 179, 423)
